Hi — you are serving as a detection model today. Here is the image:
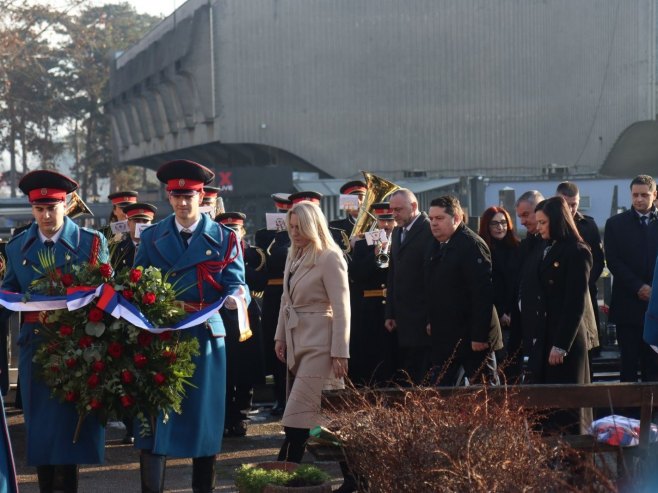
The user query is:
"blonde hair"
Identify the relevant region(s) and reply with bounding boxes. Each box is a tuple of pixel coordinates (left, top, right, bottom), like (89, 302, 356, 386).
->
(287, 201, 341, 265)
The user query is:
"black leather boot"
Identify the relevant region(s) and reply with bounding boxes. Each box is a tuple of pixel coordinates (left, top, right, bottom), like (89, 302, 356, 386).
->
(192, 455, 216, 493)
(53, 464, 78, 493)
(140, 452, 166, 493)
(37, 465, 55, 493)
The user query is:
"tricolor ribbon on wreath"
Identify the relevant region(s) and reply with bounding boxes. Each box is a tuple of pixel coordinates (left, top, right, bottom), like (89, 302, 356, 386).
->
(0, 284, 250, 338)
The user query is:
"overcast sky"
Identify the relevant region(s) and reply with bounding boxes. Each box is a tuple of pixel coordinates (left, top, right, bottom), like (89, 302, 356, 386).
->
(121, 0, 178, 18)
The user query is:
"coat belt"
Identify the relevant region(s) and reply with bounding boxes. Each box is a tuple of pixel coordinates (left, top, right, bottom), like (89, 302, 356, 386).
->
(282, 302, 331, 368)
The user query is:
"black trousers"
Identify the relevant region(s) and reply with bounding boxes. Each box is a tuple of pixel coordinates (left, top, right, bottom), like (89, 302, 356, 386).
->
(395, 345, 431, 385)
(617, 324, 658, 382)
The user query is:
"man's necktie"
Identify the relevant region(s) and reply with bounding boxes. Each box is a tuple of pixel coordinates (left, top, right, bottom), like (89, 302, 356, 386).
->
(400, 228, 406, 243)
(44, 240, 54, 249)
(641, 216, 648, 227)
(180, 230, 192, 248)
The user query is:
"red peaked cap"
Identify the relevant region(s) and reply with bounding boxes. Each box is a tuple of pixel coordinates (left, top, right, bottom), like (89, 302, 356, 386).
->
(108, 190, 138, 206)
(19, 170, 78, 204)
(123, 202, 157, 221)
(157, 160, 215, 194)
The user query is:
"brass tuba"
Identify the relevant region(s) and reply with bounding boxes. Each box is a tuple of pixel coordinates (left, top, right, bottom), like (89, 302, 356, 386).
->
(350, 171, 400, 239)
(66, 191, 94, 219)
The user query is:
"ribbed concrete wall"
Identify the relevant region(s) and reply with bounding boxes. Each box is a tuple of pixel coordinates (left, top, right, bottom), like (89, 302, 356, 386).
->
(109, 0, 656, 178)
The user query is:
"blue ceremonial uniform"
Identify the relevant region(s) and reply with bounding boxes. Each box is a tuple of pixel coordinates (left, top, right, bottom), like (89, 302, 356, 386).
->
(1, 217, 108, 466)
(133, 213, 247, 458)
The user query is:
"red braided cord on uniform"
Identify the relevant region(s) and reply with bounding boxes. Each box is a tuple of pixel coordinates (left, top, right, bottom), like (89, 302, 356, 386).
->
(195, 230, 240, 302)
(89, 235, 100, 266)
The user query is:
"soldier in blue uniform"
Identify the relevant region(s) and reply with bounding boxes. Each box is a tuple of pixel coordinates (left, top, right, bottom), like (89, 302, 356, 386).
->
(2, 170, 109, 492)
(259, 194, 293, 416)
(134, 160, 248, 493)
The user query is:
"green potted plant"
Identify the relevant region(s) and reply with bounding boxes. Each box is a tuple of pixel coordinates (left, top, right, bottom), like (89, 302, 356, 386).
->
(235, 462, 332, 493)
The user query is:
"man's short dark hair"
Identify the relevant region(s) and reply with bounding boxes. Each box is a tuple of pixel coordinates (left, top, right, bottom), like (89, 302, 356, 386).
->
(430, 195, 462, 217)
(630, 175, 656, 192)
(556, 181, 579, 197)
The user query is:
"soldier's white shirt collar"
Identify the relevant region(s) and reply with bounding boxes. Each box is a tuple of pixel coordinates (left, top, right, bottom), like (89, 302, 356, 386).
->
(38, 226, 63, 245)
(175, 218, 200, 234)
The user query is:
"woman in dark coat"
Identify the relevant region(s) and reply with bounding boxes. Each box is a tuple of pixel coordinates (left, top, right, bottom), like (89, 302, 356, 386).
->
(479, 206, 521, 379)
(530, 196, 594, 433)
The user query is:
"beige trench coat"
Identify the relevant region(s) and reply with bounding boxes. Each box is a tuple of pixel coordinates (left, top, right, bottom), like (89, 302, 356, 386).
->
(274, 247, 351, 429)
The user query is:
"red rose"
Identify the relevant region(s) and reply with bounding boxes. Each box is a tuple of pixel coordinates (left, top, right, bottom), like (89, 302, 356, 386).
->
(91, 361, 105, 373)
(87, 374, 100, 388)
(107, 342, 124, 358)
(122, 289, 134, 301)
(121, 370, 134, 384)
(133, 353, 148, 369)
(120, 395, 135, 408)
(65, 391, 77, 402)
(129, 269, 142, 283)
(153, 373, 166, 386)
(51, 364, 60, 373)
(88, 307, 104, 323)
(158, 331, 172, 341)
(78, 336, 93, 349)
(163, 350, 177, 364)
(89, 398, 103, 410)
(141, 292, 156, 305)
(59, 325, 73, 337)
(61, 273, 74, 287)
(137, 332, 153, 347)
(65, 358, 77, 369)
(99, 263, 112, 278)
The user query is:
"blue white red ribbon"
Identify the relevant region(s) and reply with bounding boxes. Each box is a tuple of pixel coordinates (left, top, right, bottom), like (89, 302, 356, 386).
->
(0, 285, 248, 335)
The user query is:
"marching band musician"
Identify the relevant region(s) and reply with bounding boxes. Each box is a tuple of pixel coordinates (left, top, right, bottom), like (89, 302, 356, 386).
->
(101, 191, 138, 243)
(109, 202, 157, 446)
(215, 212, 267, 437)
(348, 202, 398, 386)
(110, 203, 157, 273)
(133, 160, 248, 493)
(261, 193, 294, 416)
(329, 180, 367, 240)
(254, 193, 291, 251)
(201, 186, 221, 215)
(2, 170, 109, 492)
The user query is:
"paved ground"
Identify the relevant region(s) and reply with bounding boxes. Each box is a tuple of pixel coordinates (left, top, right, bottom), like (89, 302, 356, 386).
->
(5, 397, 342, 492)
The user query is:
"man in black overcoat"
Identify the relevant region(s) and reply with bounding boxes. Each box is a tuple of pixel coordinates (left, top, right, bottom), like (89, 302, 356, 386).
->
(425, 196, 501, 385)
(556, 181, 604, 351)
(385, 189, 433, 384)
(605, 175, 658, 382)
(516, 190, 545, 364)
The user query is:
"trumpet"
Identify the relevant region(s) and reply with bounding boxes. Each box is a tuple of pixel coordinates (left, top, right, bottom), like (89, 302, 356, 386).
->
(375, 234, 391, 269)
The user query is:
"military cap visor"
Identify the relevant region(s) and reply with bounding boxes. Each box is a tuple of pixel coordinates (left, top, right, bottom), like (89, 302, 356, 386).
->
(371, 202, 394, 219)
(203, 186, 220, 199)
(157, 159, 215, 193)
(19, 170, 78, 204)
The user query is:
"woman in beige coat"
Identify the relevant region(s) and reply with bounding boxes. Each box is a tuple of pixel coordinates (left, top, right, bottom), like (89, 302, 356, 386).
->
(274, 200, 350, 463)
